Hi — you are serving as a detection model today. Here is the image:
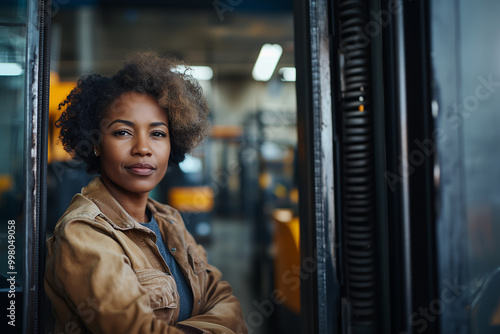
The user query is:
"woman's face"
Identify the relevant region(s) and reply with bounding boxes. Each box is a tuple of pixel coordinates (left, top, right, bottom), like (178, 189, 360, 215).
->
(97, 91, 171, 195)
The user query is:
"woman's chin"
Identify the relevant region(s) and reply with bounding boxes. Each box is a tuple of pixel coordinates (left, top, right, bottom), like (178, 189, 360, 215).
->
(125, 182, 158, 195)
(103, 177, 158, 196)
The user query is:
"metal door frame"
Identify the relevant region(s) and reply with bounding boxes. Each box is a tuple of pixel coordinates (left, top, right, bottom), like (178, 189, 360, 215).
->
(24, 0, 50, 333)
(294, 0, 338, 333)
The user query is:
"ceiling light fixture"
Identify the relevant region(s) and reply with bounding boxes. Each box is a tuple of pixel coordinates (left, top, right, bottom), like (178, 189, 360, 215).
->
(279, 67, 296, 82)
(0, 63, 23, 76)
(174, 65, 213, 81)
(252, 44, 283, 81)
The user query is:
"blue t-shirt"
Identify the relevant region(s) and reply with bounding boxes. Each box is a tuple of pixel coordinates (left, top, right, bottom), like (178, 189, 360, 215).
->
(140, 215, 193, 321)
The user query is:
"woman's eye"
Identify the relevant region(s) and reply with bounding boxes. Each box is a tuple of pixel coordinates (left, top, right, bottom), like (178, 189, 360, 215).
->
(151, 131, 167, 138)
(113, 130, 131, 136)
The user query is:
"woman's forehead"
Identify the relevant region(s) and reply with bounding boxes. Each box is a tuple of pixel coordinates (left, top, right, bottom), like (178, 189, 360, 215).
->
(105, 91, 167, 121)
(99, 92, 169, 131)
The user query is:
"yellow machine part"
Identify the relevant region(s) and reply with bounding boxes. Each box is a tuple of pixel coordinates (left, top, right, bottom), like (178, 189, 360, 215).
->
(168, 186, 214, 212)
(48, 72, 76, 163)
(272, 208, 300, 314)
(0, 175, 13, 202)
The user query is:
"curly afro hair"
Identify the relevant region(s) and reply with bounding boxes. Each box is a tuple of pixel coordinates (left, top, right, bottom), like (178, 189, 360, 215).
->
(56, 51, 211, 174)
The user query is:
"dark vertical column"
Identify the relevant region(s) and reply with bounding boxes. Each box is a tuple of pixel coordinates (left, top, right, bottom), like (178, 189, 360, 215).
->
(38, 1, 51, 333)
(23, 0, 40, 332)
(383, 0, 438, 333)
(294, 0, 338, 333)
(24, 0, 50, 333)
(383, 0, 413, 330)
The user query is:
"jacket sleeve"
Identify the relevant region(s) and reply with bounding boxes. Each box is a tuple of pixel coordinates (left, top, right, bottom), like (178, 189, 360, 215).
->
(175, 225, 248, 334)
(45, 220, 186, 334)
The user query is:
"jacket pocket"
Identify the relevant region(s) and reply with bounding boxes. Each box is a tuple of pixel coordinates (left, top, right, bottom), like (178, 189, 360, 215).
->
(135, 268, 178, 322)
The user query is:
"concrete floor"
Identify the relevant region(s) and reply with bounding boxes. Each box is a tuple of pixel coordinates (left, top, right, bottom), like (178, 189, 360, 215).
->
(204, 217, 300, 334)
(204, 218, 260, 332)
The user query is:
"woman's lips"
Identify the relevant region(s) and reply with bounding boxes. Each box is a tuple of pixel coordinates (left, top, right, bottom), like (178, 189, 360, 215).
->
(125, 163, 156, 176)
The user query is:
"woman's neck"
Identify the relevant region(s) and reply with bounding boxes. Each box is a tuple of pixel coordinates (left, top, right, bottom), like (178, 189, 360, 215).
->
(100, 176, 150, 223)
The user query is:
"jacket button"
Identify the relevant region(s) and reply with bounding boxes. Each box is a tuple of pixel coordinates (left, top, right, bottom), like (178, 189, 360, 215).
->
(197, 299, 201, 305)
(170, 247, 176, 253)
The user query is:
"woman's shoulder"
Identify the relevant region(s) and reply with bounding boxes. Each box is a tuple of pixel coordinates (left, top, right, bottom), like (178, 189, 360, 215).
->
(53, 193, 113, 236)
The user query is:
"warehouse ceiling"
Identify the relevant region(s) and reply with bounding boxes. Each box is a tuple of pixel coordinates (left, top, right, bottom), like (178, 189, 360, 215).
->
(52, 1, 295, 80)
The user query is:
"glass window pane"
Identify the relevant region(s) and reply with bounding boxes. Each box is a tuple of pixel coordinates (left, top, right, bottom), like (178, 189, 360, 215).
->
(459, 2, 500, 332)
(0, 0, 27, 24)
(0, 24, 26, 332)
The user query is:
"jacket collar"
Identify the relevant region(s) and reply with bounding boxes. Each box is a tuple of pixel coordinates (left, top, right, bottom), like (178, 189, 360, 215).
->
(81, 177, 137, 229)
(81, 177, 175, 230)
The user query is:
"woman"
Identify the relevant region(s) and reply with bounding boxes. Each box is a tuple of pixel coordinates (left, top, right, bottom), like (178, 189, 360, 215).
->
(44, 52, 247, 334)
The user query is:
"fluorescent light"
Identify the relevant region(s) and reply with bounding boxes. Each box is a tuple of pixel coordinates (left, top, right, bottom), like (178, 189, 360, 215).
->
(0, 63, 23, 76)
(190, 66, 213, 81)
(279, 67, 296, 82)
(174, 65, 213, 81)
(252, 44, 283, 81)
(179, 155, 203, 173)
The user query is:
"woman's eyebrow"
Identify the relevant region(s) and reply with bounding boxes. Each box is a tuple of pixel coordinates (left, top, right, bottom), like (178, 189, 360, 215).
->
(150, 122, 168, 128)
(107, 120, 168, 128)
(107, 119, 133, 128)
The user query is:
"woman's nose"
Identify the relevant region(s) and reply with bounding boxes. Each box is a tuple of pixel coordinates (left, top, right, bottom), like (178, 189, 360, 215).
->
(131, 134, 152, 156)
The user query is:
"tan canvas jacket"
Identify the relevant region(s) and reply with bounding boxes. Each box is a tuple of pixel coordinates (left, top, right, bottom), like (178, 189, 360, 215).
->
(44, 177, 247, 334)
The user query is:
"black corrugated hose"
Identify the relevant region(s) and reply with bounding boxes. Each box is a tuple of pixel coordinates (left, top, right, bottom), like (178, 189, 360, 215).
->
(338, 0, 378, 332)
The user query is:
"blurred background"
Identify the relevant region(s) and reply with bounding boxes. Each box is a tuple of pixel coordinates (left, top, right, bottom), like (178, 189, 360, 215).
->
(5, 0, 500, 333)
(44, 0, 299, 333)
